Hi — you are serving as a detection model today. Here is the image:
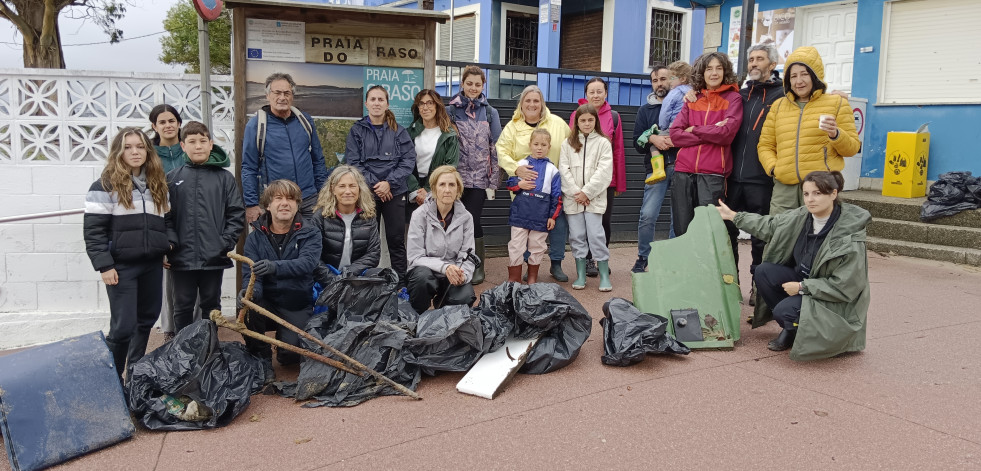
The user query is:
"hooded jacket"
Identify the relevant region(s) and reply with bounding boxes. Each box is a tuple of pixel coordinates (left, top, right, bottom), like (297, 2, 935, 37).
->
(310, 208, 381, 275)
(669, 83, 743, 177)
(730, 71, 784, 185)
(406, 119, 460, 192)
(156, 142, 184, 174)
(568, 99, 626, 192)
(447, 92, 502, 189)
(559, 131, 614, 215)
(406, 197, 476, 283)
(83, 177, 170, 272)
(241, 105, 329, 207)
(496, 104, 570, 177)
(506, 156, 562, 232)
(758, 46, 862, 185)
(165, 145, 245, 271)
(345, 116, 417, 197)
(735, 202, 871, 361)
(242, 213, 322, 308)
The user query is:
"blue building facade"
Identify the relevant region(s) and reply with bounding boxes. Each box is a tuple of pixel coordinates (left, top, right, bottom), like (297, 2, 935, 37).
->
(712, 0, 981, 182)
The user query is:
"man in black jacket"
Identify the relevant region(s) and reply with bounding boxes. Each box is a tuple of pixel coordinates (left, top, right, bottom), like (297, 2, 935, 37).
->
(240, 180, 322, 382)
(632, 63, 672, 273)
(726, 44, 784, 304)
(165, 121, 245, 334)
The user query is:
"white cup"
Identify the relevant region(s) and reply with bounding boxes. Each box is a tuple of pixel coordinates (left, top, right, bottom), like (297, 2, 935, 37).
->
(819, 114, 834, 132)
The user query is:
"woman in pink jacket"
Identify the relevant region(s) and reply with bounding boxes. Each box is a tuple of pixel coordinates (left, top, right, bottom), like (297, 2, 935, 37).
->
(568, 77, 625, 276)
(668, 52, 743, 236)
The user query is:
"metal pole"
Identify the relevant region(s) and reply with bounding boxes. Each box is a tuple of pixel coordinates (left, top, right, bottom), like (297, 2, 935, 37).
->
(449, 0, 455, 62)
(198, 15, 213, 130)
(736, 0, 756, 84)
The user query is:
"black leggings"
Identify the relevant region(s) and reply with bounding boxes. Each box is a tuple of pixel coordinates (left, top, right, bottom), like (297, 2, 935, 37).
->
(754, 262, 804, 330)
(378, 194, 407, 280)
(461, 188, 487, 239)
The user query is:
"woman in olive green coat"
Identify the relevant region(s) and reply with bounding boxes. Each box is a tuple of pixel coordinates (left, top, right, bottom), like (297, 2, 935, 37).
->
(718, 170, 870, 361)
(407, 89, 460, 212)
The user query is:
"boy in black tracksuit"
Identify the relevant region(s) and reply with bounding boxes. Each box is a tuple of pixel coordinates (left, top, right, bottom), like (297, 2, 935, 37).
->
(727, 70, 784, 282)
(239, 179, 322, 381)
(165, 121, 245, 334)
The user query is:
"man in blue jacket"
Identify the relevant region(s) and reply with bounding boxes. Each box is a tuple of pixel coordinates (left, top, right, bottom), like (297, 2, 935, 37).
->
(242, 73, 329, 223)
(632, 63, 672, 273)
(238, 180, 322, 382)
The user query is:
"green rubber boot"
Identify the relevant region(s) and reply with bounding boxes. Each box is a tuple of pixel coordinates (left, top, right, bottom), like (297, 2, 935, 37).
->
(598, 260, 612, 292)
(471, 237, 485, 285)
(572, 258, 587, 290)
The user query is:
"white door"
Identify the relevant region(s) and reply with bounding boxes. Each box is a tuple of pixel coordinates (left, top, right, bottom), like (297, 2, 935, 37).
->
(796, 2, 858, 93)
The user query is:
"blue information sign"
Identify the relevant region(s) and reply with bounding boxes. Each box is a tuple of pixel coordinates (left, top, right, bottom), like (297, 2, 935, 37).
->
(363, 67, 423, 128)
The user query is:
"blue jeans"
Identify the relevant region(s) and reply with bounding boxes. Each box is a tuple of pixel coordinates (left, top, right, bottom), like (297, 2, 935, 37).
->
(549, 211, 569, 261)
(637, 165, 675, 259)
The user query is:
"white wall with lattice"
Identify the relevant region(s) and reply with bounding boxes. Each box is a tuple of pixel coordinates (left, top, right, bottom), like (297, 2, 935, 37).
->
(0, 69, 236, 349)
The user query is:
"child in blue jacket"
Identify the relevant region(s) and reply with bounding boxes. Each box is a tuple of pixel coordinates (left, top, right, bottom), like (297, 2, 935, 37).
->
(506, 128, 562, 284)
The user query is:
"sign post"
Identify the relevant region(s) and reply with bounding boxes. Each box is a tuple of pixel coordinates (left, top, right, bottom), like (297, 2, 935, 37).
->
(193, 0, 224, 130)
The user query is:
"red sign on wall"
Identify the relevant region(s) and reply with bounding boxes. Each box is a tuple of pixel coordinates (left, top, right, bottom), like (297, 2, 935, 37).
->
(193, 0, 224, 22)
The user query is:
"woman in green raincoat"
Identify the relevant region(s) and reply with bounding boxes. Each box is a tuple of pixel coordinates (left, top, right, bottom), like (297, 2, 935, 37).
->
(717, 170, 870, 361)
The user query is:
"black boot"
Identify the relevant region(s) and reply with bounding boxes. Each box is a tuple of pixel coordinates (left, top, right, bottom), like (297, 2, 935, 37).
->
(105, 339, 129, 379)
(767, 329, 797, 351)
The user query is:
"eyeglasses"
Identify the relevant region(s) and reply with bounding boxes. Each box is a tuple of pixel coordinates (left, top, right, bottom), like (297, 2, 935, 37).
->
(270, 90, 293, 97)
(418, 101, 437, 108)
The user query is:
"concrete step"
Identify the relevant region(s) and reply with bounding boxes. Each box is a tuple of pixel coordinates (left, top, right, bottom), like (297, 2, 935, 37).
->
(844, 190, 981, 228)
(866, 236, 981, 267)
(868, 218, 981, 250)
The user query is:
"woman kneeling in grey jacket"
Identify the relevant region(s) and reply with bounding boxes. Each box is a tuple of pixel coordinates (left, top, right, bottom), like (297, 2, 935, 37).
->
(406, 165, 477, 313)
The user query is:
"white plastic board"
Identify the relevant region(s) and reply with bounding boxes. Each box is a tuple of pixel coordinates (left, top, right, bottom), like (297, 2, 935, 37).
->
(456, 337, 539, 399)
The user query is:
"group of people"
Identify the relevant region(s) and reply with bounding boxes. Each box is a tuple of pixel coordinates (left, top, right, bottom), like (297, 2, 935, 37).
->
(635, 45, 869, 359)
(83, 45, 871, 380)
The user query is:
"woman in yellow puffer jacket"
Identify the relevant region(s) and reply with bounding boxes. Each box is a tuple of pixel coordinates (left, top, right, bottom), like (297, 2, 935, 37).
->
(758, 46, 861, 214)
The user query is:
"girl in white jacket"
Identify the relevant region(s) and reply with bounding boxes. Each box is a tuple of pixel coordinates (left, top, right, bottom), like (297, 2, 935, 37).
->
(559, 104, 614, 291)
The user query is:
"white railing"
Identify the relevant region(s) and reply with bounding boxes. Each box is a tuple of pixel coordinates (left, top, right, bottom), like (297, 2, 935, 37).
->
(0, 69, 235, 164)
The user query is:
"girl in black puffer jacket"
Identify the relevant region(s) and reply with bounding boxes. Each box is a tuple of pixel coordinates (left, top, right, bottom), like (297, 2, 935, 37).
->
(310, 166, 381, 282)
(83, 127, 171, 380)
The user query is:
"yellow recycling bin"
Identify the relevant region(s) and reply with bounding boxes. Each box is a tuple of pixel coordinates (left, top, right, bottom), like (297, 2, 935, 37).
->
(882, 131, 929, 198)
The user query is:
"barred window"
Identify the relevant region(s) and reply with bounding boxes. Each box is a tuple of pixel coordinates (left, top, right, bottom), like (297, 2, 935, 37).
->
(649, 8, 683, 67)
(505, 12, 537, 67)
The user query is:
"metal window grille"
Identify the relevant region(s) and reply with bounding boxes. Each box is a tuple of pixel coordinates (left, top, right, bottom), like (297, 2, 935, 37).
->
(649, 8, 682, 67)
(505, 13, 538, 67)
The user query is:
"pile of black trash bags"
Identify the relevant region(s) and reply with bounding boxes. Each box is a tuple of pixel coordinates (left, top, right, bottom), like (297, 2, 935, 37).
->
(126, 269, 690, 426)
(279, 270, 594, 407)
(921, 171, 981, 221)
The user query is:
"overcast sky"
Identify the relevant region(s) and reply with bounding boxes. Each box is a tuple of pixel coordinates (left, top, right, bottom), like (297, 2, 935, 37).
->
(0, 0, 183, 73)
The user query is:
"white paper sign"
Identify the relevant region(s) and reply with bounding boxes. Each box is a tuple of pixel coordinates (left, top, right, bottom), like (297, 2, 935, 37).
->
(246, 18, 305, 62)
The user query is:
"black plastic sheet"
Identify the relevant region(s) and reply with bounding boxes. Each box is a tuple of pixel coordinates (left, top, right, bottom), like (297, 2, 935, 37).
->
(921, 171, 980, 221)
(315, 268, 416, 332)
(510, 283, 592, 375)
(127, 320, 265, 430)
(600, 298, 690, 367)
(280, 315, 420, 408)
(403, 305, 488, 375)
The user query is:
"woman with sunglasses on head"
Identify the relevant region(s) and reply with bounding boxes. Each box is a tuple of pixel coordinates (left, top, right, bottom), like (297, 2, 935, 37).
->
(407, 89, 460, 214)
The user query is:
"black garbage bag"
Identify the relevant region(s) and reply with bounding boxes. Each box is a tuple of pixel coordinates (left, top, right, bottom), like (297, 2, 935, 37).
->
(315, 268, 417, 332)
(600, 298, 690, 367)
(920, 172, 980, 221)
(510, 283, 592, 375)
(474, 283, 517, 354)
(127, 320, 265, 430)
(278, 315, 420, 408)
(403, 305, 487, 375)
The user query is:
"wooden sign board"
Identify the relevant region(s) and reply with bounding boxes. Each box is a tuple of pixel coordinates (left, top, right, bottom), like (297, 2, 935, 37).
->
(306, 35, 424, 68)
